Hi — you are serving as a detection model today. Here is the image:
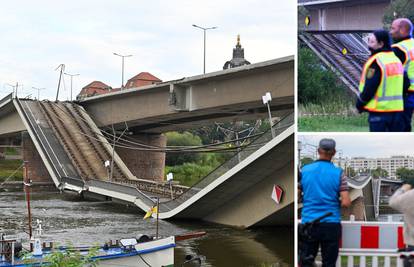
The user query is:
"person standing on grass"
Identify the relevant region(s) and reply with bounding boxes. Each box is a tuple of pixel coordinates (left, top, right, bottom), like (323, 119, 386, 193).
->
(356, 30, 409, 132)
(390, 18, 414, 132)
(299, 138, 351, 267)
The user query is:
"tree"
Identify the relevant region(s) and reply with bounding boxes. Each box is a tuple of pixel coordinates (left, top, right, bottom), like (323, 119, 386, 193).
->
(371, 167, 388, 178)
(165, 131, 203, 166)
(345, 167, 356, 177)
(301, 157, 314, 166)
(396, 167, 414, 185)
(298, 46, 349, 104)
(383, 0, 414, 29)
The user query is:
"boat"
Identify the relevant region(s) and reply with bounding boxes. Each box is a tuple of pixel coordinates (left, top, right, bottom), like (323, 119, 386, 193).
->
(0, 224, 175, 267)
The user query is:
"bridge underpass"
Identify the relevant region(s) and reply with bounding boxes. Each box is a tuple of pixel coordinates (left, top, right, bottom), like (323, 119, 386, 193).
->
(0, 56, 294, 227)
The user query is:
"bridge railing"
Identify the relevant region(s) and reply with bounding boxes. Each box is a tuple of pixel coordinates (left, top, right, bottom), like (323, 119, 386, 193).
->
(161, 112, 294, 209)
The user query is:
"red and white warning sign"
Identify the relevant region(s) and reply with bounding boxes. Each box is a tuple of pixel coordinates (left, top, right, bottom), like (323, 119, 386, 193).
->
(271, 185, 283, 204)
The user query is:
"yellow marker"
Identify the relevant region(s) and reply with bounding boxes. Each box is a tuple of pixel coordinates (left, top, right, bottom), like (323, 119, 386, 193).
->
(342, 48, 348, 55)
(143, 205, 158, 219)
(305, 16, 310, 26)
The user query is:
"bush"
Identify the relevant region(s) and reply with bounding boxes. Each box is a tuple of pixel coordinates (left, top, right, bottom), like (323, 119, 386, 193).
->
(165, 163, 215, 186)
(298, 46, 350, 105)
(383, 0, 414, 29)
(165, 131, 203, 166)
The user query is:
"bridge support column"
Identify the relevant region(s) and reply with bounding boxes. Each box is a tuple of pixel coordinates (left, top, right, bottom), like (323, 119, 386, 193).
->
(116, 133, 166, 182)
(0, 147, 4, 159)
(21, 132, 53, 183)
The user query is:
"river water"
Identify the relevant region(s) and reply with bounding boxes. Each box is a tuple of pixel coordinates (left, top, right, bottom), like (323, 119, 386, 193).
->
(0, 191, 293, 266)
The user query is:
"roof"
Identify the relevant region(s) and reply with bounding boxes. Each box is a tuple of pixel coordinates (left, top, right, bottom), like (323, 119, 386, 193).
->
(82, 81, 111, 90)
(128, 72, 161, 82)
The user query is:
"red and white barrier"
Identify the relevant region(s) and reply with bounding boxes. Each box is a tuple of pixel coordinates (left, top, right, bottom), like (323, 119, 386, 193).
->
(341, 220, 405, 250)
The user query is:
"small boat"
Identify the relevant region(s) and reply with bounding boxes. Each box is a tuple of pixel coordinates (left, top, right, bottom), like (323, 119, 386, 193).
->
(0, 228, 175, 267)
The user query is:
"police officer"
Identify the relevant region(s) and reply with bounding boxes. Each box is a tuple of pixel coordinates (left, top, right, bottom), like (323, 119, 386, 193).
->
(390, 18, 414, 131)
(299, 138, 351, 267)
(356, 30, 409, 132)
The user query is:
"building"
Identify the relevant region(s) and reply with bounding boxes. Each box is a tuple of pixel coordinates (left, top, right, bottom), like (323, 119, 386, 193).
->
(125, 72, 162, 89)
(344, 156, 414, 179)
(77, 81, 115, 100)
(77, 72, 161, 100)
(223, 35, 251, 70)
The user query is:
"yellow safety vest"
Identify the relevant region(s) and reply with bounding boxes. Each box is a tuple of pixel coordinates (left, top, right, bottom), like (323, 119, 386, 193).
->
(359, 51, 404, 112)
(392, 38, 414, 92)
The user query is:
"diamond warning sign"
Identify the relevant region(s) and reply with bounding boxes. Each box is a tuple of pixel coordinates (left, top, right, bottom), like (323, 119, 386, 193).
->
(271, 185, 283, 204)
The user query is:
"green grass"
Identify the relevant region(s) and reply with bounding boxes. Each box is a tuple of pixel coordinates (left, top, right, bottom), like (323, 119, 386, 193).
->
(299, 114, 369, 132)
(0, 159, 23, 181)
(5, 147, 19, 156)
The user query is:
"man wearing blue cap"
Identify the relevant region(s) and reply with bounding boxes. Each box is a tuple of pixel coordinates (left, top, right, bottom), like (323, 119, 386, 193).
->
(299, 138, 351, 267)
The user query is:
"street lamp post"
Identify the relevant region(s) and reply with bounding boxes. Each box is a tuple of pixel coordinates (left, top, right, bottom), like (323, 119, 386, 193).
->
(32, 87, 46, 100)
(113, 53, 133, 89)
(262, 92, 275, 138)
(192, 24, 217, 74)
(64, 72, 80, 101)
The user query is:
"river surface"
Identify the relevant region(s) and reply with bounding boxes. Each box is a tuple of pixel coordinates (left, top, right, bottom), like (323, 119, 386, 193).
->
(0, 191, 293, 266)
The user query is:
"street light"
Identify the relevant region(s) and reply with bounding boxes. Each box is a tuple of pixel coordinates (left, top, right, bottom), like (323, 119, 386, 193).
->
(192, 24, 217, 74)
(113, 52, 133, 89)
(63, 72, 79, 101)
(32, 87, 46, 100)
(262, 92, 275, 138)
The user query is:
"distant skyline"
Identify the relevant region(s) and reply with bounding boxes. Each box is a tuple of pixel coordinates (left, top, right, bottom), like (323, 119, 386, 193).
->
(299, 134, 414, 159)
(0, 0, 295, 101)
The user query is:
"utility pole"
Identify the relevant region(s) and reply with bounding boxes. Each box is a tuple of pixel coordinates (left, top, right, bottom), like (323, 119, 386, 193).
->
(32, 87, 45, 100)
(192, 24, 217, 74)
(64, 72, 79, 101)
(113, 53, 132, 89)
(55, 64, 65, 101)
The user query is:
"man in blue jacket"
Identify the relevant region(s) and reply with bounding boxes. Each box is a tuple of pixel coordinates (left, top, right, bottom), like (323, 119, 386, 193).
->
(299, 138, 351, 267)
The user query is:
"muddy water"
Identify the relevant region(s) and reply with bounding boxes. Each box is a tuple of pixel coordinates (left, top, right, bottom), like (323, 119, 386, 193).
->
(0, 191, 293, 266)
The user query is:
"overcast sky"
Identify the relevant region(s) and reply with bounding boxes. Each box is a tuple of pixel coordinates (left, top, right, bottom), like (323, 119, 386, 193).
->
(299, 134, 414, 158)
(0, 0, 296, 101)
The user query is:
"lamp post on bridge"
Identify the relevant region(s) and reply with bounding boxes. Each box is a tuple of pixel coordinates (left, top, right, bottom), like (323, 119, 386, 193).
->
(262, 92, 275, 138)
(64, 72, 80, 101)
(113, 52, 133, 89)
(32, 87, 46, 100)
(192, 24, 217, 74)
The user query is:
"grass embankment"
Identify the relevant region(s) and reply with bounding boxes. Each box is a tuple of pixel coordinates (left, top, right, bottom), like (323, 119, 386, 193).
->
(0, 159, 23, 182)
(298, 98, 370, 132)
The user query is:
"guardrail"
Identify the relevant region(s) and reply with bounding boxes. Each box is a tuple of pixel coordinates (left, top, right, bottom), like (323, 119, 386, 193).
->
(336, 249, 403, 267)
(339, 217, 405, 267)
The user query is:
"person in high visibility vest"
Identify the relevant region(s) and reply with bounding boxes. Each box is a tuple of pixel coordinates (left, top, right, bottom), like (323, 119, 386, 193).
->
(390, 18, 414, 132)
(356, 30, 409, 132)
(299, 138, 351, 267)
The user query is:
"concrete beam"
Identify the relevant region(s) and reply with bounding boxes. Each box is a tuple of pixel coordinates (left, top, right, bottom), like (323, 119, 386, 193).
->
(299, 0, 390, 31)
(79, 57, 293, 132)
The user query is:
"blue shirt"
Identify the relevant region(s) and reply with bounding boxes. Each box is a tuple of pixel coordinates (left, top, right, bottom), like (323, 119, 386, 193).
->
(300, 160, 343, 223)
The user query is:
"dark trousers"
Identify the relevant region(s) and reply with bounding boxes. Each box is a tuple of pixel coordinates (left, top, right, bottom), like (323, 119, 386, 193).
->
(403, 107, 414, 132)
(368, 112, 406, 132)
(300, 223, 341, 267)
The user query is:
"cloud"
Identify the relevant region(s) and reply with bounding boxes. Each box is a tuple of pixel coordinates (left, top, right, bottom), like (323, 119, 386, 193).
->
(0, 0, 295, 100)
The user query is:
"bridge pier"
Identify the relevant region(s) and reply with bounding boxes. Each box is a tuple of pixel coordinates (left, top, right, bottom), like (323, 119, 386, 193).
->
(21, 132, 53, 183)
(115, 133, 166, 182)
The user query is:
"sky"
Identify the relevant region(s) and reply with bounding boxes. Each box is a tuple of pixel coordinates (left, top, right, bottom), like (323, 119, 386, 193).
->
(298, 134, 414, 158)
(0, 0, 296, 101)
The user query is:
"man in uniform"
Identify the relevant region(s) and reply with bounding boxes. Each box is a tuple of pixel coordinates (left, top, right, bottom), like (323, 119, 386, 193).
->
(390, 18, 414, 131)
